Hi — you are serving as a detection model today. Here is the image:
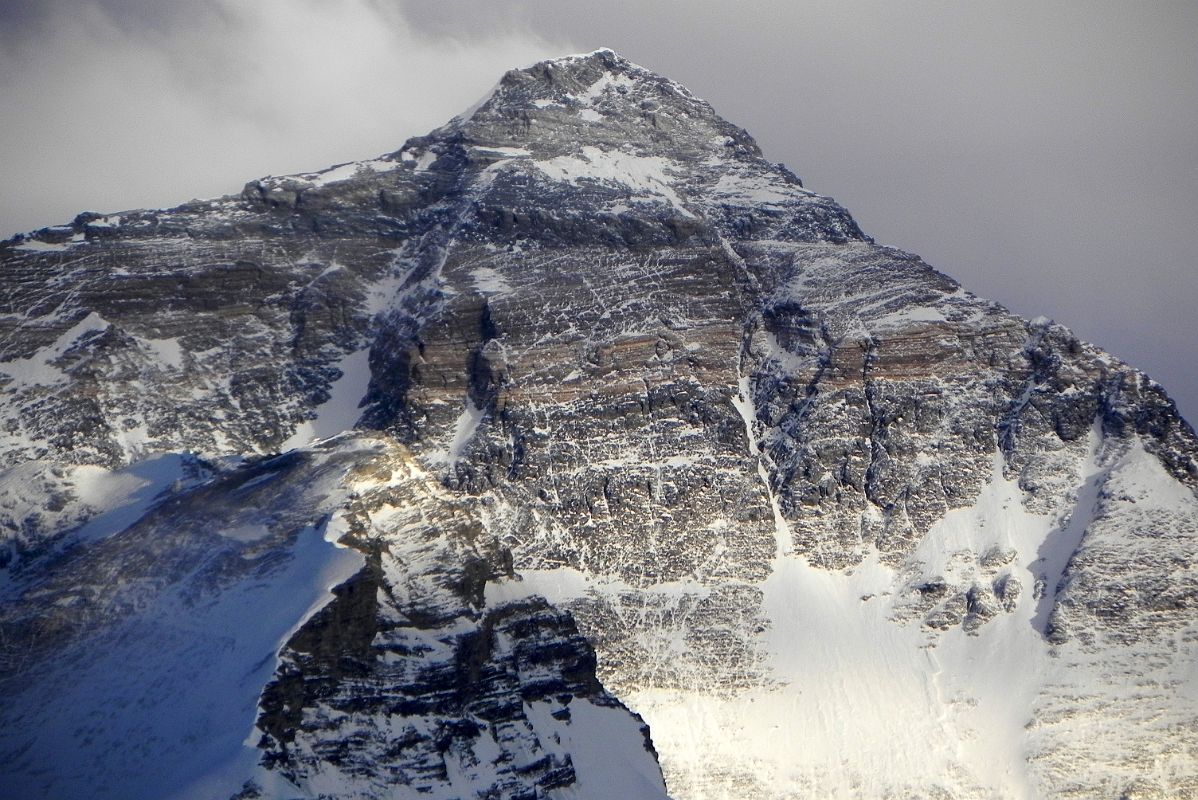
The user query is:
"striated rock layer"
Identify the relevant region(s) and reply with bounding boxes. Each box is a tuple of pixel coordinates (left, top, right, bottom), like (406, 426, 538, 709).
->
(1, 49, 1196, 799)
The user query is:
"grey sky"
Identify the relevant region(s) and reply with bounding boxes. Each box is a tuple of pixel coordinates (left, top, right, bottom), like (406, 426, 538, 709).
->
(2, 1, 1196, 423)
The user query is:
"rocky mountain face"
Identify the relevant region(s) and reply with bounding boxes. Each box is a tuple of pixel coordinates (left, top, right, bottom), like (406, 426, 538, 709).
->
(2, 49, 1196, 799)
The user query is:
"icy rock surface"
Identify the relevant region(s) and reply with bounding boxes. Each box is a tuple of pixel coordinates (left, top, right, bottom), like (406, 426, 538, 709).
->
(2, 48, 1197, 798)
(0, 437, 666, 800)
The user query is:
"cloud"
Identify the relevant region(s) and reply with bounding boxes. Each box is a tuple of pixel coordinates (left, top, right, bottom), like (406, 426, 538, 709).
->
(0, 0, 568, 235)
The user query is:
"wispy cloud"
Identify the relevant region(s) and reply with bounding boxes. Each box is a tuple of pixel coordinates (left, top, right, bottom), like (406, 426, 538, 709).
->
(0, 0, 567, 235)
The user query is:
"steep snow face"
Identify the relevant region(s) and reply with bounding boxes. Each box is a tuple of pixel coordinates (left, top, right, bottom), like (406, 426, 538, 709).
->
(618, 445, 1070, 799)
(7, 524, 362, 800)
(489, 431, 1198, 800)
(0, 438, 669, 800)
(1, 48, 1197, 800)
(0, 444, 369, 800)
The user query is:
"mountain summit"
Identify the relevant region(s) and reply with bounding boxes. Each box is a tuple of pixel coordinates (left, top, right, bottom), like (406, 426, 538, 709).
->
(2, 51, 1196, 799)
(247, 47, 865, 250)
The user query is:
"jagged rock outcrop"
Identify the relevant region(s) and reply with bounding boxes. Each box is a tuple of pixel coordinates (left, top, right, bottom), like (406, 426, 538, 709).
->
(1, 49, 1196, 799)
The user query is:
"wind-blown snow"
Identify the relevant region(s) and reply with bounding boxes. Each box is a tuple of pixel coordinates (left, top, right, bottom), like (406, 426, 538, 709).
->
(454, 80, 503, 123)
(71, 454, 188, 544)
(0, 453, 187, 599)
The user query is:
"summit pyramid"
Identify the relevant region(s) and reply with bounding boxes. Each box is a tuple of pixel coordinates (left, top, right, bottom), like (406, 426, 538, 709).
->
(2, 50, 1196, 799)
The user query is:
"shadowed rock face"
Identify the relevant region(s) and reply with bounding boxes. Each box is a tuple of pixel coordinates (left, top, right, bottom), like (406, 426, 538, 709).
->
(2, 49, 1197, 799)
(243, 442, 655, 799)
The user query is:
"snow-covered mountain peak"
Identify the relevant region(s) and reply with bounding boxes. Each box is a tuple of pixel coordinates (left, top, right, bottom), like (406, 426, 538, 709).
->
(446, 48, 777, 172)
(359, 50, 866, 250)
(2, 51, 1197, 800)
(460, 47, 714, 129)
(104, 49, 869, 254)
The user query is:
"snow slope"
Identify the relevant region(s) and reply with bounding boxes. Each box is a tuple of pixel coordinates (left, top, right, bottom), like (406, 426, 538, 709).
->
(20, 525, 361, 800)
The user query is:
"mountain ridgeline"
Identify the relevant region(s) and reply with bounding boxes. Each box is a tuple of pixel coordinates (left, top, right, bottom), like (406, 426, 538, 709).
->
(1, 49, 1196, 799)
